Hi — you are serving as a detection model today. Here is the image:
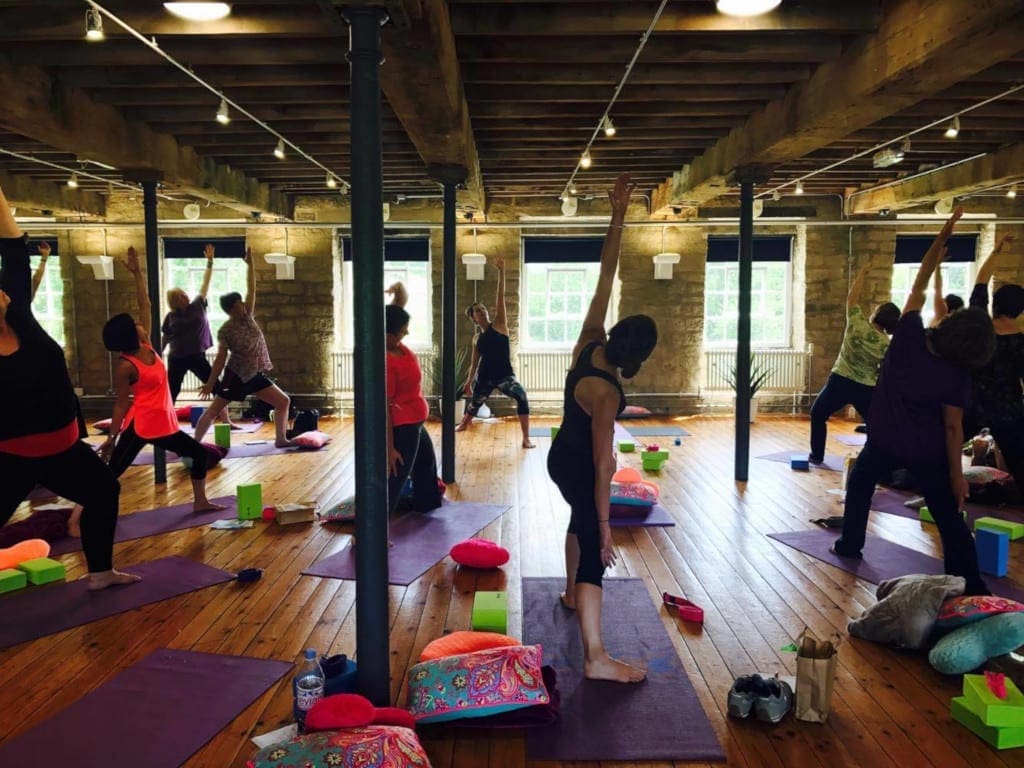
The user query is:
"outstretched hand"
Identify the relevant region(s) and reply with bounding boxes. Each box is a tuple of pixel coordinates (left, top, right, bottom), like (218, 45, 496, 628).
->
(607, 172, 636, 216)
(125, 246, 140, 274)
(493, 254, 505, 272)
(204, 243, 215, 261)
(37, 241, 51, 259)
(942, 206, 964, 234)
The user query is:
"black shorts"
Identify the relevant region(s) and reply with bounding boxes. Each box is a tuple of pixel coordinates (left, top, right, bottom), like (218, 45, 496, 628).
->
(215, 370, 273, 402)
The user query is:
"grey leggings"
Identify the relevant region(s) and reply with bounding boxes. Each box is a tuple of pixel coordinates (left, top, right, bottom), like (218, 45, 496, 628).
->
(466, 376, 530, 417)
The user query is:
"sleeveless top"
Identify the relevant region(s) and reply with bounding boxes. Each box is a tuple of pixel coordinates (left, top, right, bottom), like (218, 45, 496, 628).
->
(554, 342, 627, 453)
(475, 325, 514, 383)
(121, 343, 179, 440)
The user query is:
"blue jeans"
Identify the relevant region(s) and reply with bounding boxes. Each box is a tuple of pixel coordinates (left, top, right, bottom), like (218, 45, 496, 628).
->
(809, 373, 874, 460)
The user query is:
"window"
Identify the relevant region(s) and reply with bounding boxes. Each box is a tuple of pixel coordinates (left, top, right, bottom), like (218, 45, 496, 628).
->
(521, 237, 607, 349)
(890, 233, 977, 326)
(703, 235, 792, 347)
(162, 238, 249, 333)
(29, 253, 64, 347)
(339, 237, 432, 350)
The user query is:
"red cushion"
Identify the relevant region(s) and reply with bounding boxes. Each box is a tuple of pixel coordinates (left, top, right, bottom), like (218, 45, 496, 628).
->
(419, 630, 520, 662)
(175, 405, 192, 420)
(293, 430, 332, 449)
(372, 706, 417, 729)
(619, 405, 651, 419)
(201, 442, 228, 468)
(449, 538, 510, 569)
(304, 693, 376, 732)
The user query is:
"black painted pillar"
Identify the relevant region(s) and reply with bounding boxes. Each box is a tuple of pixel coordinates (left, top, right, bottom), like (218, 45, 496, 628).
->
(345, 4, 390, 707)
(141, 180, 166, 484)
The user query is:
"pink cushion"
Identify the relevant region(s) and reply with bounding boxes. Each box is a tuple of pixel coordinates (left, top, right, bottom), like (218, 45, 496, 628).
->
(449, 538, 510, 569)
(92, 418, 112, 434)
(304, 693, 376, 732)
(372, 707, 417, 730)
(610, 480, 659, 506)
(248, 726, 428, 768)
(202, 442, 228, 468)
(619, 405, 651, 419)
(175, 405, 192, 420)
(612, 467, 642, 484)
(293, 430, 332, 449)
(419, 630, 520, 662)
(935, 595, 1024, 630)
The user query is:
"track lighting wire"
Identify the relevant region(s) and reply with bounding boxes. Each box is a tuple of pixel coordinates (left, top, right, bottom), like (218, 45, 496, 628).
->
(0, 147, 137, 191)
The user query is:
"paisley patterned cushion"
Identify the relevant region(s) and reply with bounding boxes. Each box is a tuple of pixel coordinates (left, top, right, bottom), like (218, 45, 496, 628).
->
(610, 480, 659, 507)
(247, 725, 428, 768)
(935, 594, 1024, 630)
(407, 644, 549, 724)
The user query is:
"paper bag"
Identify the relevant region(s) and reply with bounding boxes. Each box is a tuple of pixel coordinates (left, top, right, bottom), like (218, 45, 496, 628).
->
(795, 626, 840, 723)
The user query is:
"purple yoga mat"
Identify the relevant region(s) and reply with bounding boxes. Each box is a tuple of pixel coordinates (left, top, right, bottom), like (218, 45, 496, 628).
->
(523, 577, 724, 762)
(836, 434, 867, 447)
(0, 648, 291, 768)
(0, 556, 234, 650)
(609, 503, 675, 527)
(181, 420, 263, 435)
(758, 451, 845, 472)
(131, 439, 327, 465)
(25, 485, 58, 502)
(47, 496, 237, 556)
(870, 487, 1024, 527)
(303, 501, 508, 585)
(767, 529, 1024, 602)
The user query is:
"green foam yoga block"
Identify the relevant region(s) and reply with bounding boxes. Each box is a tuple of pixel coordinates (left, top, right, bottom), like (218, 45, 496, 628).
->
(550, 426, 560, 439)
(237, 483, 263, 520)
(472, 591, 507, 634)
(975, 517, 1024, 541)
(0, 568, 27, 593)
(952, 697, 1024, 750)
(214, 423, 232, 449)
(919, 506, 966, 524)
(618, 441, 635, 452)
(16, 557, 65, 585)
(962, 674, 1024, 727)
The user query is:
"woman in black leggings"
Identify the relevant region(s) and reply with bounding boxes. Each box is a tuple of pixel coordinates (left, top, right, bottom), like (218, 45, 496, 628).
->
(547, 172, 657, 683)
(0, 187, 136, 590)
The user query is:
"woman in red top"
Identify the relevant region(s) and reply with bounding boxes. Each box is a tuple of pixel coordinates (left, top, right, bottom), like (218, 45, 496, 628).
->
(99, 247, 224, 513)
(385, 284, 442, 515)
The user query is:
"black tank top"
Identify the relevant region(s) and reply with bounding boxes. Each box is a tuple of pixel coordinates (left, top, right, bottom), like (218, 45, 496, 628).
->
(475, 325, 514, 382)
(554, 342, 626, 452)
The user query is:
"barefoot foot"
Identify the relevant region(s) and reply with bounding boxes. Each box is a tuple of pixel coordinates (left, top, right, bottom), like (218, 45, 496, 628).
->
(455, 422, 469, 433)
(87, 569, 142, 591)
(522, 438, 536, 449)
(559, 591, 576, 611)
(194, 500, 228, 513)
(584, 653, 647, 683)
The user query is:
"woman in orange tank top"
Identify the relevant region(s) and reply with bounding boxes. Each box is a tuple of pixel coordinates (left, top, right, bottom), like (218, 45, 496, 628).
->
(99, 248, 224, 513)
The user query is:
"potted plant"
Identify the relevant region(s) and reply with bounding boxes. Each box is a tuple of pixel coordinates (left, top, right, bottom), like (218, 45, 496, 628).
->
(421, 345, 469, 419)
(718, 355, 772, 423)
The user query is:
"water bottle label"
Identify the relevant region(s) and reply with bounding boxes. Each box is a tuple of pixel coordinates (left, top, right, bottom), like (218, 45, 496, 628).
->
(296, 680, 323, 712)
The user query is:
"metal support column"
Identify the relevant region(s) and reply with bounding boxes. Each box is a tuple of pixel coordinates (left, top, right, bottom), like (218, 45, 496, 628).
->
(141, 179, 166, 484)
(346, 4, 390, 707)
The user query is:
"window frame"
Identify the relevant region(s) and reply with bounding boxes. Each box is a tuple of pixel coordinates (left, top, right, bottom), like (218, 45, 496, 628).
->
(29, 253, 65, 348)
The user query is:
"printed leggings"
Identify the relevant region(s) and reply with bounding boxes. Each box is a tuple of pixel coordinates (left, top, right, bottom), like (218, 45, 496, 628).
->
(466, 375, 530, 416)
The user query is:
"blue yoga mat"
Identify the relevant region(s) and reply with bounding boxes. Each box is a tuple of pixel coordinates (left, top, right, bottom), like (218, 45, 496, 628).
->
(624, 425, 690, 437)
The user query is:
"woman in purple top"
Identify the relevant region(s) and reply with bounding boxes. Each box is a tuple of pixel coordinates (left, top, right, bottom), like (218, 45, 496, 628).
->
(832, 208, 997, 595)
(162, 243, 216, 403)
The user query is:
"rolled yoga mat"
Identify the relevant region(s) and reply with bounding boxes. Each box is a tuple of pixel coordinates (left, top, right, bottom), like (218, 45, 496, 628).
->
(757, 451, 845, 472)
(0, 556, 235, 650)
(522, 577, 724, 762)
(609, 504, 675, 528)
(0, 648, 291, 768)
(303, 501, 508, 585)
(767, 529, 1024, 602)
(47, 496, 238, 556)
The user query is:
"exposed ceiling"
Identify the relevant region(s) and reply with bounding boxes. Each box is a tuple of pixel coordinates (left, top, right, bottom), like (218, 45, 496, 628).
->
(0, 0, 1021, 220)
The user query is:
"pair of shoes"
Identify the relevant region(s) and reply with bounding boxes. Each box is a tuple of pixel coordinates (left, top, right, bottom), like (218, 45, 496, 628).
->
(727, 673, 793, 724)
(662, 592, 704, 623)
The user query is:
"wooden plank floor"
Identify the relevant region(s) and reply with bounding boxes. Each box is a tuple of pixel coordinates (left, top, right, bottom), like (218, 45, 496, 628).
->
(2, 413, 1023, 768)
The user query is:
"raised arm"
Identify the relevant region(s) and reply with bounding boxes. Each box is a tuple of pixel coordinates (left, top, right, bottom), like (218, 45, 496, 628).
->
(0, 186, 31, 314)
(492, 255, 508, 331)
(31, 241, 50, 300)
(904, 207, 963, 316)
(932, 249, 949, 325)
(573, 172, 634, 357)
(198, 243, 215, 298)
(385, 281, 408, 308)
(846, 260, 871, 310)
(125, 246, 151, 337)
(201, 343, 228, 399)
(243, 247, 256, 315)
(975, 233, 1013, 288)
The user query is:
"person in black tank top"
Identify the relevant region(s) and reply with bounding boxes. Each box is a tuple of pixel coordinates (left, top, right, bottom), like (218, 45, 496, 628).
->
(458, 254, 535, 448)
(546, 173, 658, 684)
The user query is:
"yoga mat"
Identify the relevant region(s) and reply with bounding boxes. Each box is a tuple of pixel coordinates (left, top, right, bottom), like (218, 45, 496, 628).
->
(0, 648, 291, 768)
(609, 504, 675, 527)
(836, 434, 866, 447)
(757, 451, 845, 472)
(529, 426, 557, 437)
(304, 501, 508, 585)
(131, 439, 326, 465)
(767, 529, 1024, 602)
(523, 577, 724, 762)
(182, 420, 263, 435)
(870, 487, 1024, 527)
(0, 556, 234, 650)
(624, 425, 690, 437)
(47, 496, 237, 556)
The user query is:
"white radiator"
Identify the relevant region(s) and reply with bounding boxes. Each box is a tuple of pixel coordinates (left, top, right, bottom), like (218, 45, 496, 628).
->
(703, 348, 810, 393)
(331, 350, 436, 394)
(170, 351, 218, 397)
(518, 350, 573, 392)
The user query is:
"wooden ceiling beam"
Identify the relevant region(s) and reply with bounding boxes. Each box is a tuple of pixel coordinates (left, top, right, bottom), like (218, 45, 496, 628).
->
(0, 52, 288, 217)
(651, 0, 1024, 213)
(53, 65, 348, 90)
(450, 2, 880, 36)
(462, 62, 813, 86)
(464, 83, 786, 103)
(378, 0, 484, 209)
(470, 102, 766, 119)
(849, 142, 1024, 214)
(92, 86, 354, 107)
(0, 169, 105, 217)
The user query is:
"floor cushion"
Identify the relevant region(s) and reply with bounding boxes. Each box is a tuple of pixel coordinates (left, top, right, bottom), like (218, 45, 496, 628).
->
(612, 467, 643, 484)
(847, 573, 965, 650)
(610, 480, 659, 506)
(419, 630, 520, 662)
(935, 594, 1024, 631)
(449, 538, 510, 569)
(0, 509, 70, 548)
(304, 693, 375, 732)
(318, 496, 356, 523)
(0, 538, 51, 570)
(407, 644, 549, 724)
(929, 612, 1024, 675)
(292, 430, 332, 449)
(619, 405, 651, 419)
(372, 707, 417, 729)
(248, 725, 429, 768)
(422, 665, 561, 730)
(175, 405, 192, 420)
(181, 442, 228, 470)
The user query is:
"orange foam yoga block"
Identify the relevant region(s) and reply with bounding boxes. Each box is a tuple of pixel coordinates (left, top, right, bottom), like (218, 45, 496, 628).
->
(0, 539, 51, 570)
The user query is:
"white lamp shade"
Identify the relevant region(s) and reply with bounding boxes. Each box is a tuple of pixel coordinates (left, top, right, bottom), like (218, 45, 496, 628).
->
(76, 254, 114, 280)
(263, 252, 296, 280)
(652, 251, 681, 280)
(462, 252, 487, 281)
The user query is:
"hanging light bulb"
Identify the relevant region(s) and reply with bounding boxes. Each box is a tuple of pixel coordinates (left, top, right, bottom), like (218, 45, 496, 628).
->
(715, 0, 781, 17)
(326, 173, 337, 189)
(794, 180, 804, 195)
(215, 97, 230, 125)
(580, 150, 592, 169)
(67, 173, 79, 189)
(569, 183, 577, 195)
(1008, 185, 1018, 199)
(601, 115, 616, 137)
(273, 138, 286, 160)
(944, 116, 960, 139)
(85, 8, 104, 41)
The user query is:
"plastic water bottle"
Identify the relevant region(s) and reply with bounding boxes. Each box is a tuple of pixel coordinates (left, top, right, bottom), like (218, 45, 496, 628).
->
(293, 648, 325, 731)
